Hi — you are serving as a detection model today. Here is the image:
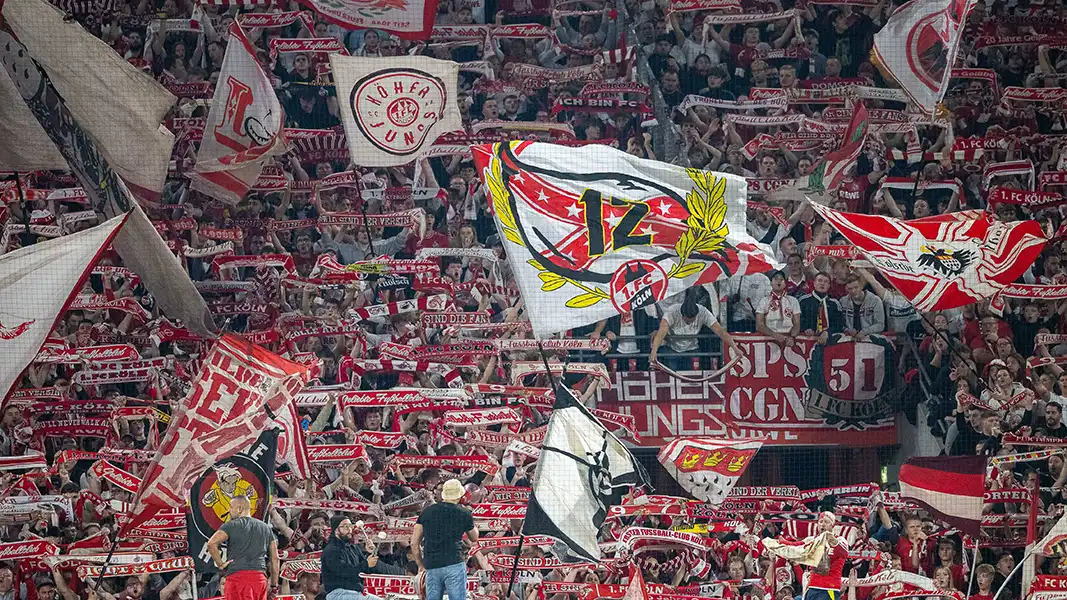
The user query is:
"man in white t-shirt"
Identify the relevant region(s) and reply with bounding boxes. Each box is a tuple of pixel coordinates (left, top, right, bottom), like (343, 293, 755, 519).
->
(650, 295, 741, 370)
(725, 273, 771, 332)
(756, 271, 801, 347)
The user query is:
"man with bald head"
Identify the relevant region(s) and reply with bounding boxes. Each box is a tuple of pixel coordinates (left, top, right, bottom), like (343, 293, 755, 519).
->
(206, 495, 279, 600)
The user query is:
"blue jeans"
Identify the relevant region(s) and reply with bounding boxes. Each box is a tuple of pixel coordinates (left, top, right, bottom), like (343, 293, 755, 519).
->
(327, 590, 381, 600)
(425, 562, 467, 600)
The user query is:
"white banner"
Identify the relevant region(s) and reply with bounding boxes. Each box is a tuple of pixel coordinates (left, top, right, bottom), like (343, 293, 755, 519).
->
(472, 142, 779, 337)
(330, 56, 463, 168)
(0, 215, 128, 403)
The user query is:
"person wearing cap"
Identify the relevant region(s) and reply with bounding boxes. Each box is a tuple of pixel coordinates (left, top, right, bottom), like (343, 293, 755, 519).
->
(411, 479, 478, 600)
(206, 496, 279, 600)
(322, 516, 396, 600)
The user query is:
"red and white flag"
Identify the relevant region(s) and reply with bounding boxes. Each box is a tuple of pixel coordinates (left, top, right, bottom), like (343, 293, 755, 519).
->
(192, 24, 285, 204)
(872, 0, 978, 114)
(274, 400, 312, 478)
(622, 564, 649, 600)
(0, 214, 128, 404)
(899, 455, 984, 537)
(123, 334, 309, 533)
(811, 204, 1046, 311)
(657, 438, 762, 505)
(772, 104, 868, 204)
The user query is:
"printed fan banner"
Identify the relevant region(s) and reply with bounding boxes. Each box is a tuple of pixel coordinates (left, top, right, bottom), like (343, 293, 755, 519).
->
(472, 141, 779, 337)
(658, 438, 762, 505)
(330, 55, 461, 167)
(811, 204, 1046, 311)
(123, 334, 308, 534)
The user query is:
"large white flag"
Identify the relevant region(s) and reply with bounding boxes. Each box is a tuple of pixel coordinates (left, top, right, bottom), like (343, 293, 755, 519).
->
(472, 142, 780, 338)
(872, 0, 977, 114)
(330, 55, 462, 167)
(523, 385, 647, 561)
(0, 0, 176, 202)
(192, 24, 285, 205)
(0, 214, 129, 402)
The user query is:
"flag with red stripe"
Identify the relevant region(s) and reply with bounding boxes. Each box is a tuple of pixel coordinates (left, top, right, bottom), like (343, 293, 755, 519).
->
(899, 455, 985, 537)
(811, 204, 1047, 311)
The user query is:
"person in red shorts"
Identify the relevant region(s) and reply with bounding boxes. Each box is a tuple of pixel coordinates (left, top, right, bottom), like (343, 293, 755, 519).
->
(206, 496, 280, 600)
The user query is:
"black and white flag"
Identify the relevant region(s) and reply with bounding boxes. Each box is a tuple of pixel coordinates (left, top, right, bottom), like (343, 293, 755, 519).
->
(329, 55, 462, 167)
(523, 384, 648, 562)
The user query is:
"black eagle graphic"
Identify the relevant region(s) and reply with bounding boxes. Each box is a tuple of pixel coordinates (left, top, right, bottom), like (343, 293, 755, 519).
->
(916, 245, 975, 277)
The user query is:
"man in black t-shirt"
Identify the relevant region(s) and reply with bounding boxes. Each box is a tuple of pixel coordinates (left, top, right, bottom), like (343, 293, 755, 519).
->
(412, 479, 478, 600)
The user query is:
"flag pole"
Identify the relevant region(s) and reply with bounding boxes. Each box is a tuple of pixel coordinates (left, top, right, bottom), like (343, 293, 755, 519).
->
(503, 342, 568, 600)
(992, 547, 1035, 600)
(964, 538, 978, 600)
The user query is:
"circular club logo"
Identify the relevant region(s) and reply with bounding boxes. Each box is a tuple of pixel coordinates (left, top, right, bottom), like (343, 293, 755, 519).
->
(351, 68, 447, 156)
(610, 260, 669, 313)
(189, 454, 269, 537)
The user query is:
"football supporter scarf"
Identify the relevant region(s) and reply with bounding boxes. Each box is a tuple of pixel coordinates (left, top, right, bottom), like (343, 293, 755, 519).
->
(664, 0, 739, 15)
(984, 160, 1035, 190)
(34, 344, 140, 364)
(346, 359, 463, 388)
(677, 92, 787, 112)
(390, 454, 500, 476)
(317, 208, 424, 228)
(237, 10, 313, 29)
(872, 0, 974, 114)
(69, 294, 152, 321)
(33, 418, 111, 439)
(988, 187, 1066, 209)
(810, 205, 1047, 311)
(657, 438, 761, 505)
(0, 452, 47, 471)
(473, 142, 777, 337)
(123, 334, 309, 534)
(211, 253, 296, 273)
(899, 455, 984, 537)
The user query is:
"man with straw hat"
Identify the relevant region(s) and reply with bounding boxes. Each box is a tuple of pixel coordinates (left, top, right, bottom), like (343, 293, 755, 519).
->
(411, 479, 478, 600)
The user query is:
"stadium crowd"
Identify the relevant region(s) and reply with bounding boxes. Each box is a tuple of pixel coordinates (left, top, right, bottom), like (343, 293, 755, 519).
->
(4, 0, 1067, 599)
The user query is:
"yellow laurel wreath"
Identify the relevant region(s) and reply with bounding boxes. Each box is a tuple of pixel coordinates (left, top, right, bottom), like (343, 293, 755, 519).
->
(669, 169, 730, 279)
(484, 143, 610, 309)
(482, 145, 524, 248)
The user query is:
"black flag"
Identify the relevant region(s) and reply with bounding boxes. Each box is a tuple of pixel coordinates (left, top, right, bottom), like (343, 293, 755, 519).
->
(522, 385, 647, 562)
(187, 429, 278, 572)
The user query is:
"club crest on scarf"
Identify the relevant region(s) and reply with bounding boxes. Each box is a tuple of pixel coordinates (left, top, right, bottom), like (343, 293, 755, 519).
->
(480, 141, 735, 313)
(351, 69, 448, 156)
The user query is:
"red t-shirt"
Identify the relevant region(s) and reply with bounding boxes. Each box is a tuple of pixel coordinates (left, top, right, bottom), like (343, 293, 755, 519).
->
(836, 175, 872, 213)
(896, 537, 925, 573)
(808, 541, 848, 590)
(729, 43, 760, 71)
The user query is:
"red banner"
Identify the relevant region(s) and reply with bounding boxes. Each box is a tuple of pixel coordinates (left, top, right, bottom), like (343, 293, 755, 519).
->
(595, 335, 897, 446)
